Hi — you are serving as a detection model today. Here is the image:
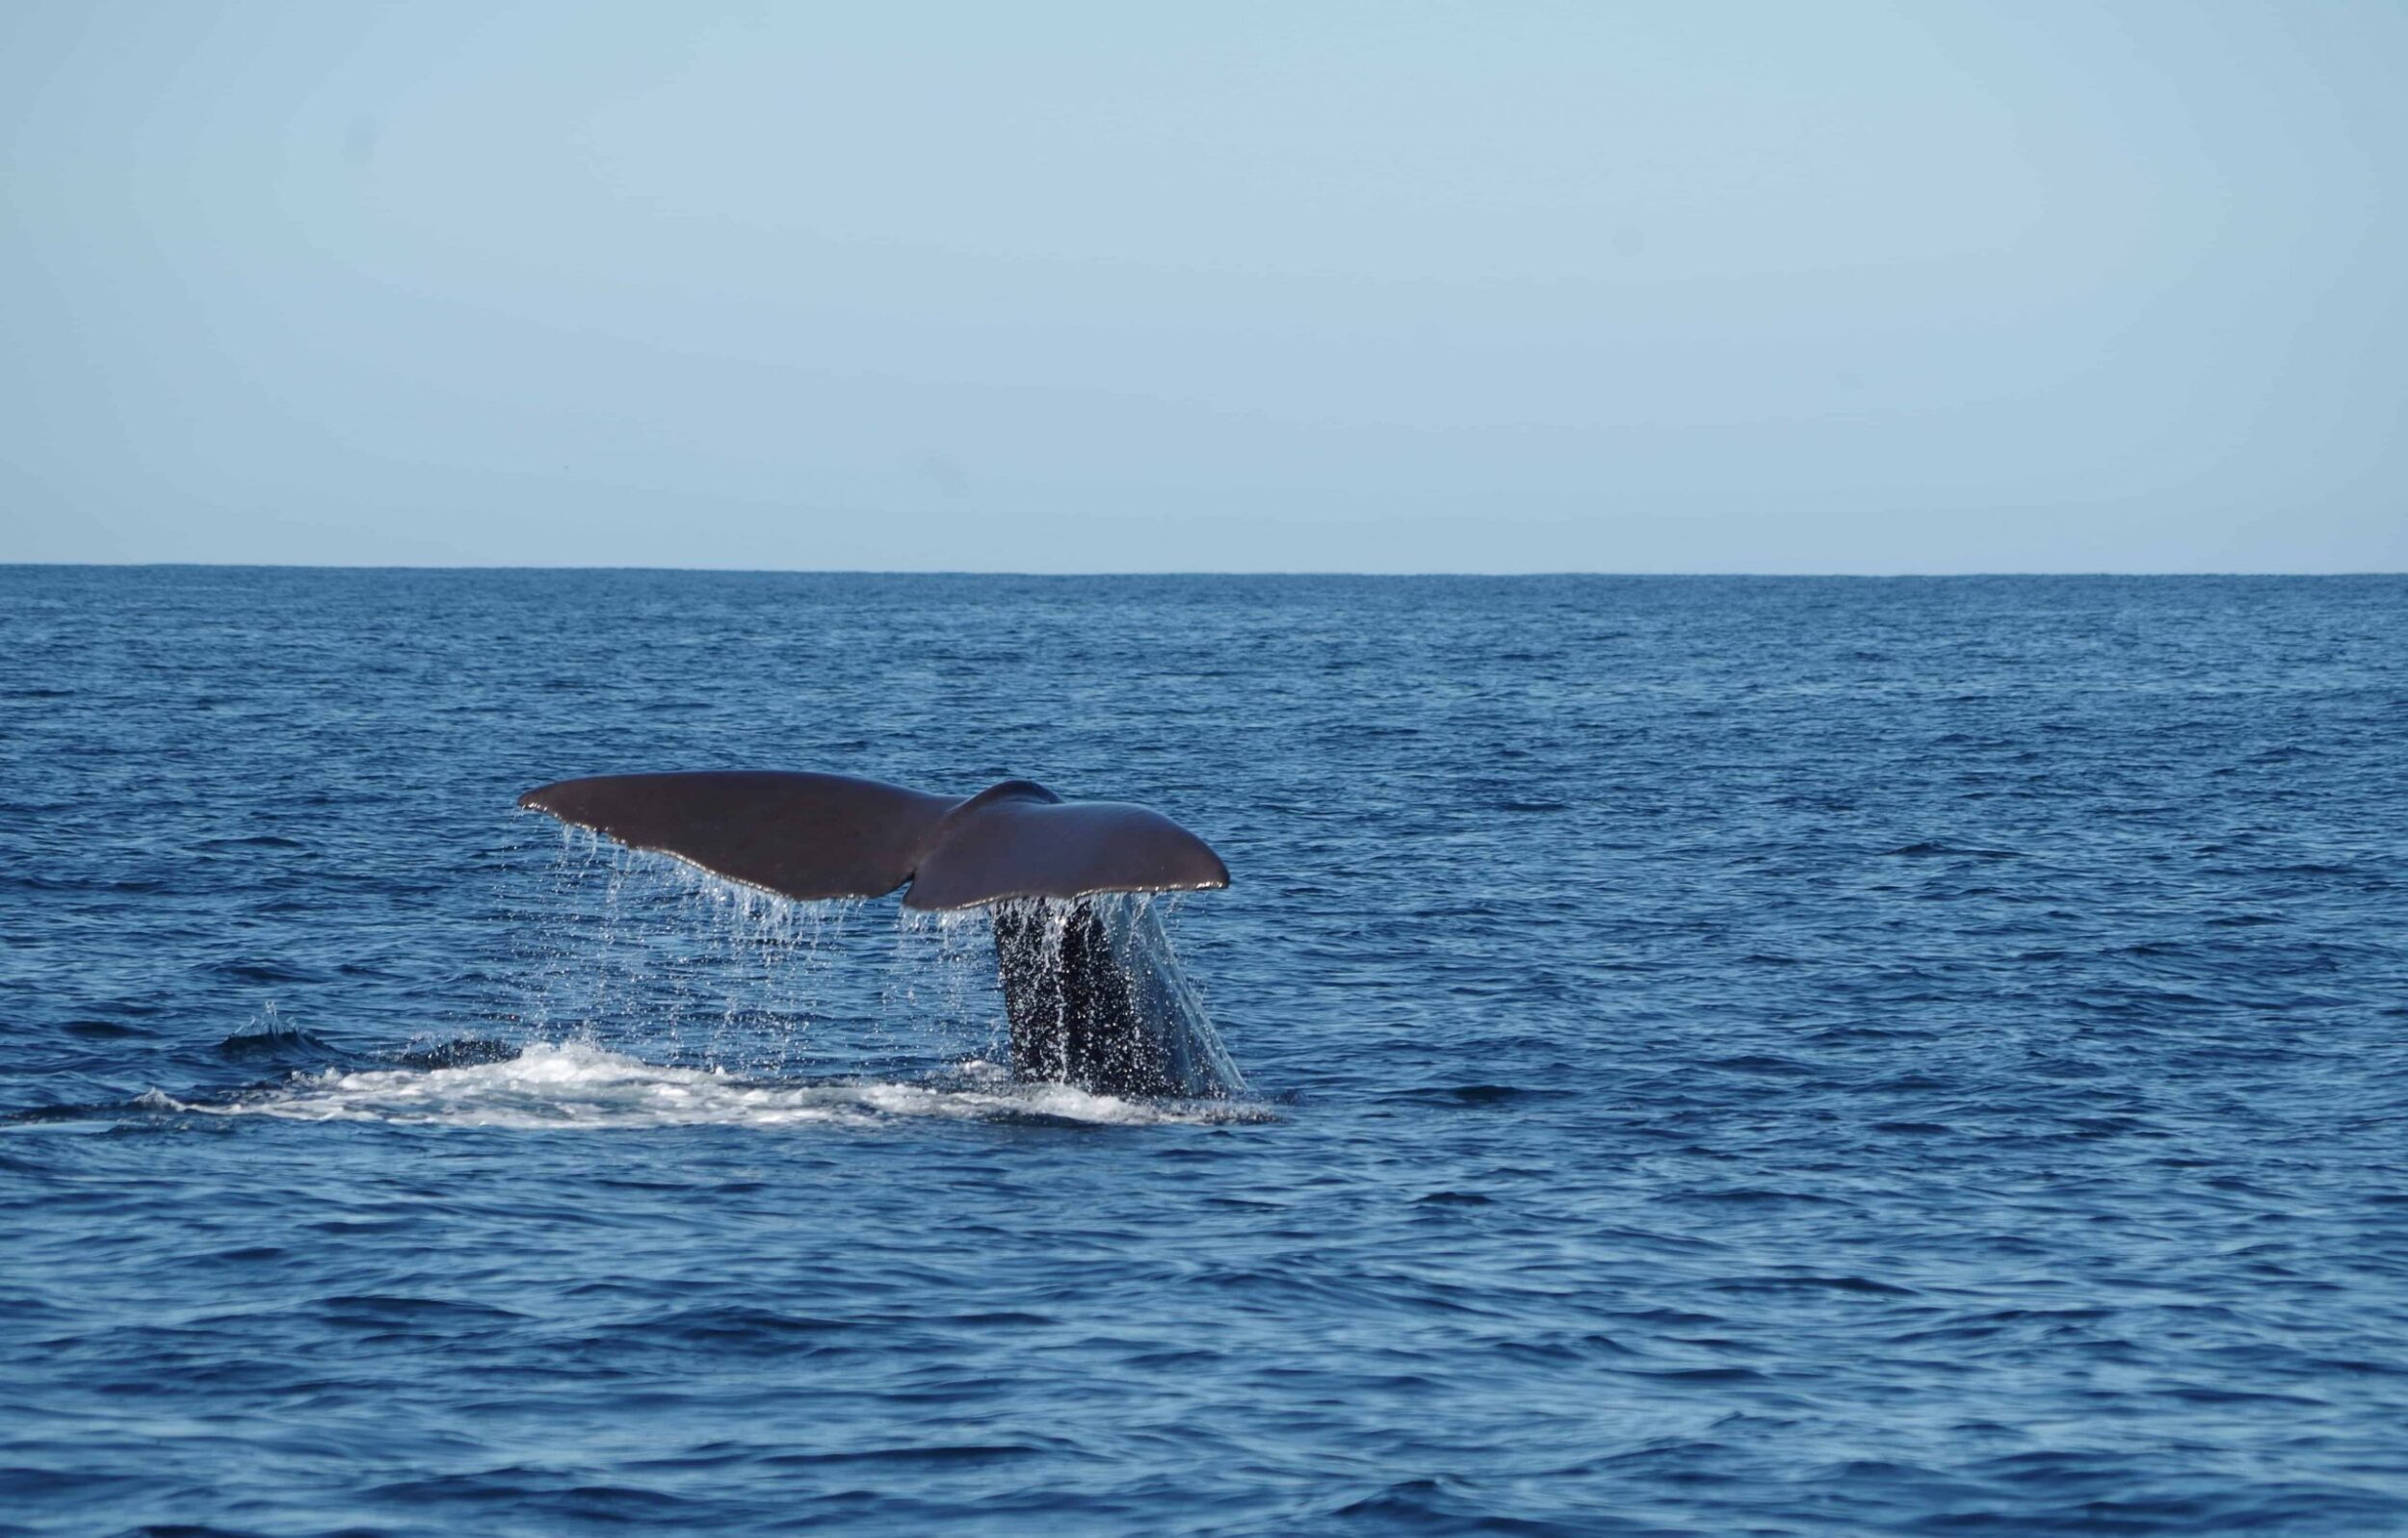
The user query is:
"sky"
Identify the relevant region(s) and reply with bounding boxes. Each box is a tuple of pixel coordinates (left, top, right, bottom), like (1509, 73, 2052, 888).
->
(2, 1, 2401, 573)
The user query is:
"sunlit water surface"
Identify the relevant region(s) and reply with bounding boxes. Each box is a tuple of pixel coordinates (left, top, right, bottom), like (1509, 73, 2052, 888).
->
(4, 570, 2405, 1536)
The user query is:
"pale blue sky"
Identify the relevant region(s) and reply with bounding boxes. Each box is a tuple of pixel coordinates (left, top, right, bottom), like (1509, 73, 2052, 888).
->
(3, 2, 2401, 571)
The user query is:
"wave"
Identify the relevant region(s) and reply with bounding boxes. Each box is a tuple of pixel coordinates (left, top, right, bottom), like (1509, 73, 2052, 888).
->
(160, 1041, 1269, 1131)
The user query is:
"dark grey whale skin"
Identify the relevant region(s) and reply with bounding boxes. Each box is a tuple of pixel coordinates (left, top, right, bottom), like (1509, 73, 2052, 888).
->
(516, 771, 1234, 1097)
(516, 771, 1228, 909)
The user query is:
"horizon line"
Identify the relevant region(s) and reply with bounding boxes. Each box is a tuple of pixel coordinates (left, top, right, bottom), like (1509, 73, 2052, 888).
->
(3, 560, 2402, 581)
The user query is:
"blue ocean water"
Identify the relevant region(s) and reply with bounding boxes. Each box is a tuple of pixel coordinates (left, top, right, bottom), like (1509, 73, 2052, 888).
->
(3, 567, 2405, 1537)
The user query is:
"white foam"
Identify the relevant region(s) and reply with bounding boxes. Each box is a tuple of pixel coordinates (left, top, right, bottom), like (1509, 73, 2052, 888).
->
(187, 1041, 1267, 1131)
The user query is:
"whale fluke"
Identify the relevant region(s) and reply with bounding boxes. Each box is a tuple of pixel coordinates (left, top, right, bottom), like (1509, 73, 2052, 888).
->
(516, 771, 1230, 911)
(517, 769, 1239, 1098)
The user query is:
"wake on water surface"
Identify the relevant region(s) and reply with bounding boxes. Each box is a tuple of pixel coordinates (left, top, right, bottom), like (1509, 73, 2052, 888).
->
(158, 1041, 1270, 1131)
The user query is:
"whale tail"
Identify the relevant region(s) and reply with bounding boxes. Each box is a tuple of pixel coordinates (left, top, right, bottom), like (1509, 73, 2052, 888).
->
(518, 771, 1239, 1097)
(516, 771, 1228, 909)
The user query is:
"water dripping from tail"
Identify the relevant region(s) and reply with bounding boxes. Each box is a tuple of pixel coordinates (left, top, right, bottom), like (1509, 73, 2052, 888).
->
(988, 894, 1243, 1100)
(515, 836, 1246, 1102)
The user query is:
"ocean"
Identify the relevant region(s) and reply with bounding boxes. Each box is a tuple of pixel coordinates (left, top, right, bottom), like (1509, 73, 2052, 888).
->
(3, 567, 2404, 1536)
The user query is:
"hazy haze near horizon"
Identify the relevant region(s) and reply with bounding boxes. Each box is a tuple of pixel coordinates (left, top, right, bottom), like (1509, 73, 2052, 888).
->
(3, 2, 2401, 573)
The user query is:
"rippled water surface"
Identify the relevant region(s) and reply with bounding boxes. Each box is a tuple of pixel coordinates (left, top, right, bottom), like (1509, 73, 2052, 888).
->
(4, 569, 2406, 1536)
